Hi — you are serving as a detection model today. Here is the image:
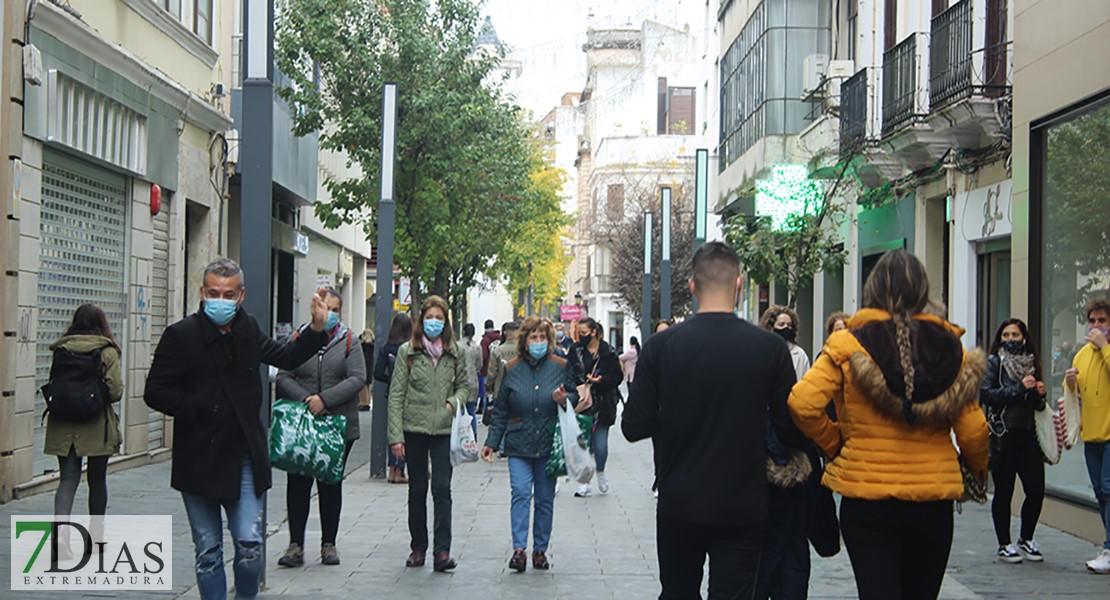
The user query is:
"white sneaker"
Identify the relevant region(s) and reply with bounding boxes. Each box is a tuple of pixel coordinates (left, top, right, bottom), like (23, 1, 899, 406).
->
(1087, 548, 1110, 573)
(597, 472, 610, 494)
(574, 484, 591, 498)
(1017, 538, 1043, 562)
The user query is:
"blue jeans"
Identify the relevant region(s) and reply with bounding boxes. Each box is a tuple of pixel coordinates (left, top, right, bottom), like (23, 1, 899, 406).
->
(1084, 441, 1110, 549)
(478, 375, 488, 411)
(591, 426, 610, 473)
(466, 401, 478, 438)
(508, 456, 556, 552)
(181, 454, 264, 600)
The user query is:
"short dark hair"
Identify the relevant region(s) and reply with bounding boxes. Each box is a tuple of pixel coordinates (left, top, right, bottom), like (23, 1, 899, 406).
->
(691, 241, 740, 291)
(484, 319, 495, 329)
(463, 323, 476, 338)
(322, 286, 342, 308)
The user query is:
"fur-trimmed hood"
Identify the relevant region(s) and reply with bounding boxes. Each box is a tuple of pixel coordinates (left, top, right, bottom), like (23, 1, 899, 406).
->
(846, 309, 987, 427)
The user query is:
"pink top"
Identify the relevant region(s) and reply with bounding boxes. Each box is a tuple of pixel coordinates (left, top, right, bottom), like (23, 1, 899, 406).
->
(619, 347, 638, 383)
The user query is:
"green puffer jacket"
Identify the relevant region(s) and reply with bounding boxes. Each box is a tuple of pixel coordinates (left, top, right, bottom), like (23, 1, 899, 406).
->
(387, 339, 471, 444)
(43, 335, 124, 457)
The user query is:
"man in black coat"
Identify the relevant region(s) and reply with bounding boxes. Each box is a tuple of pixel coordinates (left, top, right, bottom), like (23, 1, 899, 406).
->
(145, 258, 328, 600)
(622, 241, 804, 600)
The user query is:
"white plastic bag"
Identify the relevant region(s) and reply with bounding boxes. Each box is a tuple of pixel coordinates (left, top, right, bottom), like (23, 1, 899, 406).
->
(559, 403, 596, 483)
(449, 402, 479, 467)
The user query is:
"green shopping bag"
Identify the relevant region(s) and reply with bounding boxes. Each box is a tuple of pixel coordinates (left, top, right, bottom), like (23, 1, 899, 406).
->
(545, 410, 593, 478)
(270, 398, 348, 484)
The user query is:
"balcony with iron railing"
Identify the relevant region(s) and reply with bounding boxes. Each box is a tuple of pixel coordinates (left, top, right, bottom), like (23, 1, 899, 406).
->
(840, 68, 868, 155)
(882, 34, 926, 137)
(929, 0, 1011, 113)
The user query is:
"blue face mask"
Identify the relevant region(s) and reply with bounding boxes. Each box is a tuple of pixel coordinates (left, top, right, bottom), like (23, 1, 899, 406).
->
(326, 311, 340, 330)
(529, 341, 549, 360)
(204, 298, 239, 326)
(423, 318, 445, 338)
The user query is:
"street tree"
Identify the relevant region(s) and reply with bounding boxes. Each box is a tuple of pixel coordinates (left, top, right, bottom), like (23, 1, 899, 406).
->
(274, 0, 554, 314)
(721, 161, 852, 309)
(591, 164, 696, 325)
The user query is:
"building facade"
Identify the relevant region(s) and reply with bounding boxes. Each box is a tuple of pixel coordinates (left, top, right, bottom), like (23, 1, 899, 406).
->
(575, 20, 715, 350)
(2, 0, 231, 499)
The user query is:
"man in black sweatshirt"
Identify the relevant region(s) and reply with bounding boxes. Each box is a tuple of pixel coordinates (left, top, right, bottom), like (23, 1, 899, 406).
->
(622, 241, 803, 600)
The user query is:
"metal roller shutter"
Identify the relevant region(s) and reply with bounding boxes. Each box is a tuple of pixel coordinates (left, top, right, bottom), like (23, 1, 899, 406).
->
(36, 151, 128, 475)
(148, 200, 170, 449)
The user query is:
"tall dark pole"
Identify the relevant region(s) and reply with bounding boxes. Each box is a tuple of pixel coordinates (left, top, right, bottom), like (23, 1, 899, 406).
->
(693, 149, 708, 312)
(370, 83, 398, 479)
(642, 211, 652, 342)
(242, 0, 274, 586)
(660, 187, 672, 321)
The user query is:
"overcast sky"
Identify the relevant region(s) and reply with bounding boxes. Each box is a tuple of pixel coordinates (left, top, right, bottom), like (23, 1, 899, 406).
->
(482, 0, 707, 117)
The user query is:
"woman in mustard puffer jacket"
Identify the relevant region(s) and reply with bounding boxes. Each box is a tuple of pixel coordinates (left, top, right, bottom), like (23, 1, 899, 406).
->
(789, 250, 989, 600)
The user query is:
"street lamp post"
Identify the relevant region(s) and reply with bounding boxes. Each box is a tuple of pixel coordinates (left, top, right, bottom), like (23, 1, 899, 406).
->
(694, 149, 709, 312)
(370, 83, 398, 480)
(642, 211, 652, 342)
(660, 187, 672, 321)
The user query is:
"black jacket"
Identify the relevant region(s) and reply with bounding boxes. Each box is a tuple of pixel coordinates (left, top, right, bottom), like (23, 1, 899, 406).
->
(567, 340, 623, 427)
(374, 342, 403, 389)
(145, 310, 328, 500)
(979, 353, 1047, 436)
(622, 313, 803, 526)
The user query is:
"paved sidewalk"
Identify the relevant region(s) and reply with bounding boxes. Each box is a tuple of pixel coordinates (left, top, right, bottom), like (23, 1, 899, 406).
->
(3, 412, 1110, 599)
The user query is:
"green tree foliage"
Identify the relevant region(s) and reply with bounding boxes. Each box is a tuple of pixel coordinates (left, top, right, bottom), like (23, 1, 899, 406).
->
(274, 0, 565, 314)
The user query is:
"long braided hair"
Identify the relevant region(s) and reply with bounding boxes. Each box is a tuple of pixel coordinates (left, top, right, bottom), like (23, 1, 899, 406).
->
(862, 250, 930, 423)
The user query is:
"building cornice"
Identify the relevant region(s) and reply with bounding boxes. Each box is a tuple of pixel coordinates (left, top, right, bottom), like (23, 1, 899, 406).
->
(117, 0, 220, 68)
(35, 1, 231, 134)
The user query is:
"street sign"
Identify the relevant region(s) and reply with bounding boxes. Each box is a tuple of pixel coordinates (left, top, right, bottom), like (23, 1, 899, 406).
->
(393, 299, 410, 312)
(560, 305, 583, 321)
(398, 278, 412, 305)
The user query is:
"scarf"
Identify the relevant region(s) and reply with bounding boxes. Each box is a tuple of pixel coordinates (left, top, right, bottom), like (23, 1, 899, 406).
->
(998, 347, 1035, 384)
(423, 335, 444, 367)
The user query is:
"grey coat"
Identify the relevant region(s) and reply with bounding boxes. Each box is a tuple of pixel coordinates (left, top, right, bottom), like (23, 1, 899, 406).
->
(276, 323, 367, 441)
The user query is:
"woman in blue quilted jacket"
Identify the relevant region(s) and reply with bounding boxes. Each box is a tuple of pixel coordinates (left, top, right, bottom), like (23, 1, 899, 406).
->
(482, 316, 578, 572)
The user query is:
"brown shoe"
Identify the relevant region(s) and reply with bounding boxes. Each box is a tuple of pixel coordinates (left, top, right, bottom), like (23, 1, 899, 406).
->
(532, 550, 550, 570)
(433, 551, 458, 572)
(509, 549, 527, 573)
(406, 550, 425, 567)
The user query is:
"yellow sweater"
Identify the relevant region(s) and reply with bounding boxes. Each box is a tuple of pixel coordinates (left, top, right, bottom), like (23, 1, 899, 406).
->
(1070, 343, 1110, 443)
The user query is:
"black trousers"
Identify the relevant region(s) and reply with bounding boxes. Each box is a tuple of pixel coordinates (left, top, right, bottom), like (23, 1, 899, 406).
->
(405, 432, 453, 554)
(657, 515, 766, 600)
(839, 497, 953, 600)
(990, 429, 1045, 545)
(54, 446, 109, 516)
(755, 486, 810, 600)
(286, 440, 355, 547)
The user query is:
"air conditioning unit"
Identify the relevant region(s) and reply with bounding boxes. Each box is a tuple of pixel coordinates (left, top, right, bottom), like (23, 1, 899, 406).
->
(823, 60, 856, 108)
(802, 53, 830, 96)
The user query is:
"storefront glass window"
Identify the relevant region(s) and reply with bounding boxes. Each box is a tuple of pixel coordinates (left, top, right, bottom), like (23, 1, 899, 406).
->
(1039, 96, 1110, 504)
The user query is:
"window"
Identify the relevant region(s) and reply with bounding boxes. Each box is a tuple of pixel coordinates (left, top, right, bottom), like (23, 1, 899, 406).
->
(846, 0, 858, 61)
(657, 78, 668, 134)
(195, 0, 213, 44)
(161, 0, 182, 19)
(665, 87, 696, 134)
(932, 0, 948, 17)
(1033, 93, 1110, 507)
(884, 0, 898, 51)
(606, 184, 625, 221)
(984, 0, 1008, 92)
(719, 0, 831, 171)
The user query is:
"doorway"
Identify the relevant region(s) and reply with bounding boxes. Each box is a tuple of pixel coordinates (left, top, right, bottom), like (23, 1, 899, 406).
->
(976, 241, 1011, 348)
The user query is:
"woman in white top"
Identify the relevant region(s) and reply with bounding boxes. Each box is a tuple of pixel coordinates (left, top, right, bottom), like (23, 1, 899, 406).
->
(760, 305, 810, 381)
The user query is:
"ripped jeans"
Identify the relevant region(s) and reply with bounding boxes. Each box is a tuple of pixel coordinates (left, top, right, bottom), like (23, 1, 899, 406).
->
(181, 454, 265, 600)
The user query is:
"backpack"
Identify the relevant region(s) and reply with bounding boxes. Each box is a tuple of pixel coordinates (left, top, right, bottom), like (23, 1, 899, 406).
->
(40, 347, 109, 423)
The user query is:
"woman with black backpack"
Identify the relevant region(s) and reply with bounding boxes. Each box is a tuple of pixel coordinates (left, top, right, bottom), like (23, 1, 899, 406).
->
(44, 303, 124, 521)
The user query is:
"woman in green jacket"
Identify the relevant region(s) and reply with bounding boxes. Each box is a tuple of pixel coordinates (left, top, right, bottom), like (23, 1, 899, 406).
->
(45, 303, 124, 520)
(388, 295, 471, 572)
